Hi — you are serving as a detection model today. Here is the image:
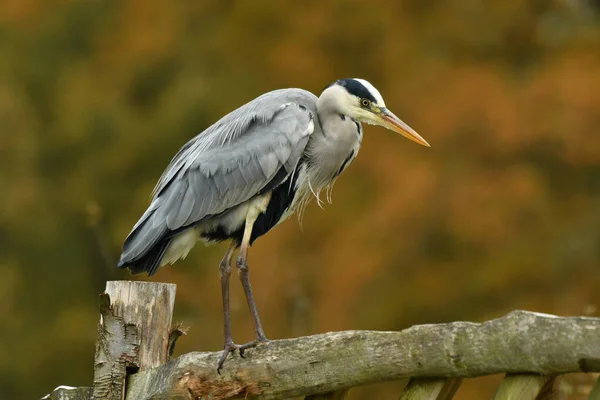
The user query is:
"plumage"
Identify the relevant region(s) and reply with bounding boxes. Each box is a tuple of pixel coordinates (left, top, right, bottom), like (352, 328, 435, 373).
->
(117, 78, 430, 371)
(118, 91, 316, 272)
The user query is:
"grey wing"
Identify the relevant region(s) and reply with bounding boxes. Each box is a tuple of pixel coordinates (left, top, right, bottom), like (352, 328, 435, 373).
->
(119, 98, 315, 264)
(151, 88, 317, 198)
(163, 103, 314, 229)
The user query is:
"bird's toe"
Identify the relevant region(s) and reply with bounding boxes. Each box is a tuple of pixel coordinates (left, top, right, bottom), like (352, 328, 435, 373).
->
(216, 341, 239, 374)
(238, 336, 270, 358)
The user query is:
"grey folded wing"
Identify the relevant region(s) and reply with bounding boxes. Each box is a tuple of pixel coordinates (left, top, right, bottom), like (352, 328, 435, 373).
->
(119, 99, 315, 264)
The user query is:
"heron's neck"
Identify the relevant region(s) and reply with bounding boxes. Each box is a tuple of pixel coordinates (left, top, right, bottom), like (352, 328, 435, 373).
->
(316, 86, 353, 133)
(307, 90, 363, 180)
(316, 111, 357, 139)
(316, 87, 360, 139)
(291, 88, 362, 213)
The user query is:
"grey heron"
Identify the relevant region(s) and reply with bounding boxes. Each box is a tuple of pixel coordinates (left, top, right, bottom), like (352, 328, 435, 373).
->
(117, 78, 429, 371)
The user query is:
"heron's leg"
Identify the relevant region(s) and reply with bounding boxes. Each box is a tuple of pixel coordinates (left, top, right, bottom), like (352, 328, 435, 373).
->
(216, 241, 237, 374)
(236, 213, 270, 355)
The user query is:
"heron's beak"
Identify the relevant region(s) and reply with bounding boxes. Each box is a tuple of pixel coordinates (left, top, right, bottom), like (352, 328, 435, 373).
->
(378, 108, 430, 147)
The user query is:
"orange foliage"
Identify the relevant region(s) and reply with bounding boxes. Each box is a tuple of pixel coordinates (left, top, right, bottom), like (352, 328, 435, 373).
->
(0, 1, 599, 398)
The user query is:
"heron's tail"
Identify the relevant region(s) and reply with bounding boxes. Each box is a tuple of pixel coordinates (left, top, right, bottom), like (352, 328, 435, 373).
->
(118, 238, 170, 276)
(117, 201, 169, 276)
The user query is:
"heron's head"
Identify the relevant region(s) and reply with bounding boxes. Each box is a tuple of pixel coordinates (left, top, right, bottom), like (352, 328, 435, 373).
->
(321, 78, 430, 147)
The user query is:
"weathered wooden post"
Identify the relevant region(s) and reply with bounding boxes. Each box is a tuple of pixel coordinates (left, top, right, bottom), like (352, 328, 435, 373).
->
(93, 281, 177, 400)
(43, 281, 178, 400)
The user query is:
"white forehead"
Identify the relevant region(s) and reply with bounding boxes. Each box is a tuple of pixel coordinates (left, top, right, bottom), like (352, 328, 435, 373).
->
(354, 78, 385, 106)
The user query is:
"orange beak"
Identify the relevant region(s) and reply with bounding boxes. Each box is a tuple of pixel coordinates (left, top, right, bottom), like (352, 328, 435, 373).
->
(379, 108, 430, 147)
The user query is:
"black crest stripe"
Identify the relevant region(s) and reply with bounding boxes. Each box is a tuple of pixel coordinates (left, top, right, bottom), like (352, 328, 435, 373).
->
(336, 79, 377, 103)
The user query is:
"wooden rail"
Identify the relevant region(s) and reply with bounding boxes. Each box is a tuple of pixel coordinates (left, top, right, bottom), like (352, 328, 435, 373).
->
(43, 281, 600, 400)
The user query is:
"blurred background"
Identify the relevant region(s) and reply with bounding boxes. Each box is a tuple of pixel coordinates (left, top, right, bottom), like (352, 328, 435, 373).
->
(1, 0, 599, 398)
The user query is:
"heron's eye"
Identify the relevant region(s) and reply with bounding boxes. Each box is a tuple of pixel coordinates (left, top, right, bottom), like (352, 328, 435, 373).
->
(361, 99, 370, 107)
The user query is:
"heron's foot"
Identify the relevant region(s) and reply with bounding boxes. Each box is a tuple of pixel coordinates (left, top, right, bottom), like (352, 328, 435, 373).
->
(238, 335, 271, 358)
(217, 341, 239, 374)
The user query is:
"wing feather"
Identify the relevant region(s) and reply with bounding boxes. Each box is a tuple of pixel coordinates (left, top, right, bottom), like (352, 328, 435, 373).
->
(163, 182, 187, 230)
(169, 182, 195, 229)
(274, 144, 292, 164)
(258, 151, 280, 177)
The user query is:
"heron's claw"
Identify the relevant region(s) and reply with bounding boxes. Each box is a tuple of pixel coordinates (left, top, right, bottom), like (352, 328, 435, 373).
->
(217, 341, 239, 374)
(238, 336, 270, 358)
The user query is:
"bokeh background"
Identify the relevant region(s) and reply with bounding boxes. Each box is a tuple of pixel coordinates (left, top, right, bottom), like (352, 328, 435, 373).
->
(1, 1, 599, 399)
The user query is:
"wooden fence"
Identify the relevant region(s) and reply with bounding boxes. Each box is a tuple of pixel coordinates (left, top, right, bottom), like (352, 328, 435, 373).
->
(43, 281, 600, 400)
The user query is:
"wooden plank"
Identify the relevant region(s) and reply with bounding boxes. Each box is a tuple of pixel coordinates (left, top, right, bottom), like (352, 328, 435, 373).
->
(492, 374, 556, 400)
(399, 378, 462, 400)
(93, 281, 176, 400)
(305, 389, 350, 399)
(588, 375, 600, 400)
